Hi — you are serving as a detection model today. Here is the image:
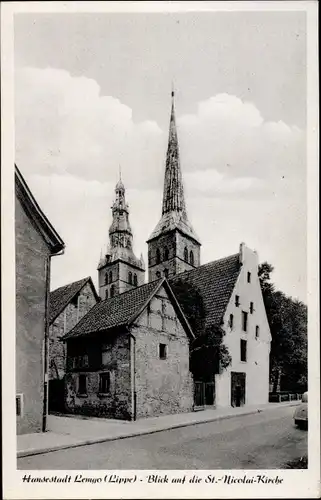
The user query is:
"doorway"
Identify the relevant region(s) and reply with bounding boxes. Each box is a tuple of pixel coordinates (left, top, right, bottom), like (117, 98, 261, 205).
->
(231, 372, 246, 407)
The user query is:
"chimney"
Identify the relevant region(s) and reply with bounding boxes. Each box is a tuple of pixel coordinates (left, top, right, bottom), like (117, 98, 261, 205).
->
(239, 242, 246, 264)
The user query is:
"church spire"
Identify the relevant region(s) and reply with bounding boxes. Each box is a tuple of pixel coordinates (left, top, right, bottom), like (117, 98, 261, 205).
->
(162, 89, 187, 216)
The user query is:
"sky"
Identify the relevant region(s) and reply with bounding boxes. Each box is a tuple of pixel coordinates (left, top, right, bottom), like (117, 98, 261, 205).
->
(14, 10, 307, 301)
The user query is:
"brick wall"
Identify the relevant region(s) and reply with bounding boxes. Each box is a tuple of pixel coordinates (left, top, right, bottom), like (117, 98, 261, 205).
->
(132, 285, 194, 418)
(64, 333, 132, 420)
(49, 282, 97, 380)
(16, 195, 50, 434)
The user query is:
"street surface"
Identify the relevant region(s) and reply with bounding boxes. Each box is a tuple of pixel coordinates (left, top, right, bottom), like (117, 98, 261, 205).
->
(18, 406, 307, 470)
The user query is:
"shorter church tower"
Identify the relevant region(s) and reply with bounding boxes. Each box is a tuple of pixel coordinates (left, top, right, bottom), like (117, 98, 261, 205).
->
(147, 91, 201, 282)
(98, 177, 145, 300)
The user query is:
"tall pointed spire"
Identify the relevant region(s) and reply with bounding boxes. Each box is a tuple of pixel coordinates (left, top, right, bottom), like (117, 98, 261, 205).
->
(162, 89, 187, 216)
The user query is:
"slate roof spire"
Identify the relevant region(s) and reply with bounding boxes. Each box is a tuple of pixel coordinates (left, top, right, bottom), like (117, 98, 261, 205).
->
(162, 89, 187, 216)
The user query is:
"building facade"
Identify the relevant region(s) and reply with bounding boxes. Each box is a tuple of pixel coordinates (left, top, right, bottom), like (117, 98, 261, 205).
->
(15, 165, 64, 434)
(97, 178, 145, 300)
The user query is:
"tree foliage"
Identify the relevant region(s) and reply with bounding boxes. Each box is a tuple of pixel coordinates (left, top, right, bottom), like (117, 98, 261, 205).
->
(171, 278, 232, 381)
(258, 262, 307, 393)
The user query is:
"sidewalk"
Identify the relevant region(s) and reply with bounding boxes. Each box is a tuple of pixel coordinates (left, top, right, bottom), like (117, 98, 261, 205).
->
(17, 401, 299, 458)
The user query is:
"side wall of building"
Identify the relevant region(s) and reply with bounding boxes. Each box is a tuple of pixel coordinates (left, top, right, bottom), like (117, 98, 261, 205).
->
(16, 195, 50, 434)
(132, 285, 194, 418)
(215, 247, 271, 408)
(49, 282, 97, 380)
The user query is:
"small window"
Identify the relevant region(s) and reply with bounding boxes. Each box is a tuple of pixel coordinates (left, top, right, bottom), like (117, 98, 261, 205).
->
(105, 288, 109, 300)
(250, 302, 254, 314)
(99, 372, 111, 394)
(156, 248, 161, 264)
(255, 325, 260, 339)
(128, 271, 133, 284)
(190, 250, 194, 266)
(105, 273, 109, 285)
(242, 311, 248, 332)
(247, 272, 251, 283)
(184, 247, 188, 262)
(229, 313, 234, 329)
(133, 274, 138, 286)
(240, 339, 247, 362)
(78, 374, 87, 395)
(71, 294, 79, 308)
(16, 394, 23, 417)
(164, 247, 169, 261)
(159, 343, 167, 360)
(109, 271, 112, 283)
(163, 269, 169, 278)
(156, 271, 161, 279)
(235, 295, 240, 307)
(110, 285, 115, 298)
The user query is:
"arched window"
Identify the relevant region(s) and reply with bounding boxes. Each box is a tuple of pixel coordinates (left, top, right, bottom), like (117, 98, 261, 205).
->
(105, 273, 109, 285)
(184, 247, 188, 262)
(105, 288, 109, 300)
(156, 248, 161, 264)
(156, 271, 161, 279)
(133, 274, 138, 286)
(128, 271, 133, 284)
(164, 247, 169, 261)
(109, 271, 112, 284)
(163, 269, 169, 278)
(190, 250, 194, 266)
(110, 285, 115, 298)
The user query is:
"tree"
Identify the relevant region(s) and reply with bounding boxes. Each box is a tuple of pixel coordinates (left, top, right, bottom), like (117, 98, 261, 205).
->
(258, 262, 307, 393)
(171, 278, 231, 381)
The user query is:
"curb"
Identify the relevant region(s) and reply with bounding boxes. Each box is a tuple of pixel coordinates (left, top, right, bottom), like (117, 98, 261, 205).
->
(17, 402, 299, 459)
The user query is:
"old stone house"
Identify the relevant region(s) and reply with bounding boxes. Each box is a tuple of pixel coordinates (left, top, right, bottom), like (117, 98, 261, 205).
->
(48, 276, 99, 411)
(15, 164, 64, 434)
(61, 90, 271, 419)
(63, 278, 194, 420)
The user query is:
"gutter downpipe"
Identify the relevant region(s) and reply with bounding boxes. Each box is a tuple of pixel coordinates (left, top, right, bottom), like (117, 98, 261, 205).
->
(42, 248, 64, 432)
(128, 331, 136, 421)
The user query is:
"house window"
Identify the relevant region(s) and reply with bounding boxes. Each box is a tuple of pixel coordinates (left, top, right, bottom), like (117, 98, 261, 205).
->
(190, 250, 194, 266)
(184, 247, 188, 262)
(247, 272, 251, 283)
(159, 343, 167, 360)
(235, 295, 240, 307)
(255, 325, 260, 339)
(163, 269, 169, 278)
(105, 288, 109, 300)
(99, 372, 111, 394)
(242, 311, 248, 332)
(110, 285, 115, 298)
(109, 271, 112, 283)
(16, 394, 23, 417)
(105, 273, 109, 285)
(229, 313, 234, 329)
(240, 339, 247, 362)
(78, 374, 87, 395)
(128, 271, 133, 284)
(133, 273, 138, 286)
(73, 355, 89, 369)
(156, 271, 161, 279)
(164, 247, 169, 261)
(156, 248, 161, 264)
(250, 302, 254, 314)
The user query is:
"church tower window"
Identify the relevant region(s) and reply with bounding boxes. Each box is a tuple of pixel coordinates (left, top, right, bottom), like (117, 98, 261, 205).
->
(164, 247, 169, 261)
(133, 274, 138, 286)
(128, 271, 133, 284)
(156, 271, 161, 279)
(109, 271, 112, 284)
(105, 273, 109, 285)
(164, 269, 169, 278)
(184, 247, 188, 262)
(105, 289, 109, 300)
(156, 248, 161, 264)
(110, 285, 115, 298)
(190, 250, 194, 266)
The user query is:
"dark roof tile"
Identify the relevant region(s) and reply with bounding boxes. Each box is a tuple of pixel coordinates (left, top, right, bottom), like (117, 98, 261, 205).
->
(49, 277, 96, 324)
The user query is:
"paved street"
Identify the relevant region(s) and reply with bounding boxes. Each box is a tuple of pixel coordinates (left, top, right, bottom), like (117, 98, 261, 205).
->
(18, 406, 307, 470)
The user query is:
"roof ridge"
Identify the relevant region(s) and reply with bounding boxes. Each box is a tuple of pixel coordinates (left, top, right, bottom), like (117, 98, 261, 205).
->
(99, 278, 162, 305)
(51, 276, 90, 294)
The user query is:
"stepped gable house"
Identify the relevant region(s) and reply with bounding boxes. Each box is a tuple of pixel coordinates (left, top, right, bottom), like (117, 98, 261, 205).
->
(15, 164, 64, 434)
(62, 91, 271, 419)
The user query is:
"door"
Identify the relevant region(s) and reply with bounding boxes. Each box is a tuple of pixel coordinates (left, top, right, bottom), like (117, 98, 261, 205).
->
(231, 372, 246, 407)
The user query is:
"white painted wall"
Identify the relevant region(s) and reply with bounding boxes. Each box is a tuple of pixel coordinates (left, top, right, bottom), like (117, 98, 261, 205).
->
(215, 243, 271, 408)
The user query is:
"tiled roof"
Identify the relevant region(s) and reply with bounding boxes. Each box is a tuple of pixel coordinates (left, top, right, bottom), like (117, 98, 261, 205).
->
(169, 253, 241, 333)
(63, 279, 161, 340)
(49, 277, 96, 324)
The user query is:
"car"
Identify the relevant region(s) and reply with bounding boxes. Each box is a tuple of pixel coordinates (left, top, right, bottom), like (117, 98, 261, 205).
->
(294, 391, 308, 429)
